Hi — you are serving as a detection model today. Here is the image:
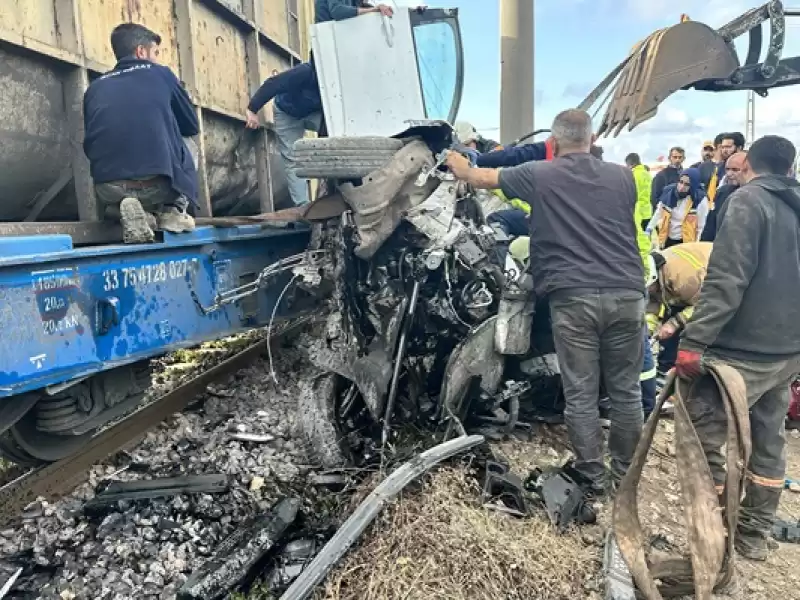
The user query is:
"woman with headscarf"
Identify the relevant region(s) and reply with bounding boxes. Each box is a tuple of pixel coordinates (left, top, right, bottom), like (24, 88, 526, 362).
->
(645, 167, 710, 249)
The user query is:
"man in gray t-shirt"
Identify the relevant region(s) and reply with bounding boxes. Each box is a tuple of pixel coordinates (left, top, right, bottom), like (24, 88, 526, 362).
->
(445, 109, 645, 495)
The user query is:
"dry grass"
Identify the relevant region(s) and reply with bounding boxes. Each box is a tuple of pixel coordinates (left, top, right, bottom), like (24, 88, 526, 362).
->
(317, 465, 600, 600)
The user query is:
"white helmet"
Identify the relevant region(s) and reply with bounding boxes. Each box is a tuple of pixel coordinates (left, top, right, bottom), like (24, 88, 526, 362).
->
(646, 254, 659, 288)
(454, 121, 479, 145)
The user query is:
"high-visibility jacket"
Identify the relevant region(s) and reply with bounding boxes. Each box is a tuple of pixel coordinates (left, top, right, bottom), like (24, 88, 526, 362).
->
(631, 164, 653, 224)
(632, 163, 654, 289)
(645, 241, 712, 332)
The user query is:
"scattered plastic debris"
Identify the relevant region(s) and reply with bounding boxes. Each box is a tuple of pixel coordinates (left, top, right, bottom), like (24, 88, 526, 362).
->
(177, 497, 300, 600)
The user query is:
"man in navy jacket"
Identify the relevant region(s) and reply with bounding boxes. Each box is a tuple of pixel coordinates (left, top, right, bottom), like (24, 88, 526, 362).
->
(246, 2, 392, 205)
(83, 23, 199, 243)
(246, 63, 323, 206)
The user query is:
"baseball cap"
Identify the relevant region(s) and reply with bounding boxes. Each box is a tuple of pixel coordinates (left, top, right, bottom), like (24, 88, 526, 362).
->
(702, 140, 714, 149)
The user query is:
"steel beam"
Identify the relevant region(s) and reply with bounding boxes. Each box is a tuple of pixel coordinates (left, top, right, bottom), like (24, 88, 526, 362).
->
(500, 0, 535, 143)
(61, 0, 98, 222)
(64, 67, 98, 222)
(244, 0, 276, 213)
(0, 222, 122, 246)
(175, 0, 214, 218)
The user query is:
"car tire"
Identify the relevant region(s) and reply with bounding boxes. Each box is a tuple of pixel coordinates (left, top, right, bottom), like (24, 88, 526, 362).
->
(294, 136, 405, 179)
(297, 372, 349, 468)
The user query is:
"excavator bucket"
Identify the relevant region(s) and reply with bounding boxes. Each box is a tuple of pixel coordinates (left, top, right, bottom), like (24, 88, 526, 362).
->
(595, 21, 740, 136)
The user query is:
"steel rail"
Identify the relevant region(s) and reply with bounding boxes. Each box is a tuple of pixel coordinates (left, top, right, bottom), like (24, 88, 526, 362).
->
(0, 316, 312, 527)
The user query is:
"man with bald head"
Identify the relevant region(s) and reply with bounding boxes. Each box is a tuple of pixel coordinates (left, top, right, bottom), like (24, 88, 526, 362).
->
(445, 108, 645, 498)
(701, 151, 747, 241)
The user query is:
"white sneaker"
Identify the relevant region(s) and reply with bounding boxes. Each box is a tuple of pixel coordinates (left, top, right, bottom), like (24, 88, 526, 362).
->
(660, 398, 675, 416)
(120, 197, 155, 243)
(157, 206, 195, 233)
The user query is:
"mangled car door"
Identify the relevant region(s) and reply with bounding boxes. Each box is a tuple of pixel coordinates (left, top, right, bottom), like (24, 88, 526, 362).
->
(311, 8, 464, 137)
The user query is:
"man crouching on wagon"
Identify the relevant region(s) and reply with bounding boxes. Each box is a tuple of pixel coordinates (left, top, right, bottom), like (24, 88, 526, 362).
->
(83, 23, 198, 243)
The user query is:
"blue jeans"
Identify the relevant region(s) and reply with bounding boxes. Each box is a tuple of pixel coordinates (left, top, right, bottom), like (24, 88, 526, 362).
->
(274, 104, 322, 206)
(640, 326, 656, 418)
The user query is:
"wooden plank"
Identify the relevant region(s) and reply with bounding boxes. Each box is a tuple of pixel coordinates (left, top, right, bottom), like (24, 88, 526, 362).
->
(63, 67, 98, 222)
(219, 0, 245, 14)
(77, 0, 179, 73)
(0, 25, 84, 67)
(0, 0, 59, 48)
(192, 2, 249, 114)
(286, 0, 300, 55)
(244, 0, 274, 213)
(54, 0, 84, 54)
(196, 0, 251, 28)
(257, 49, 292, 123)
(262, 0, 289, 49)
(174, 0, 199, 95)
(299, 0, 314, 58)
(195, 0, 300, 62)
(193, 107, 213, 218)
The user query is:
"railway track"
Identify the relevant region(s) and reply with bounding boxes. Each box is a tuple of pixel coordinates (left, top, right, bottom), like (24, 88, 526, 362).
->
(0, 316, 311, 527)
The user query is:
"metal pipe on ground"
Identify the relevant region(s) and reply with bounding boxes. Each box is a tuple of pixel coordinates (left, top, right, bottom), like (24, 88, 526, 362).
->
(279, 435, 486, 600)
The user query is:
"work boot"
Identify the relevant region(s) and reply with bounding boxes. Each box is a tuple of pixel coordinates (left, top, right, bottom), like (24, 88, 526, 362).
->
(120, 197, 155, 244)
(584, 469, 621, 504)
(157, 205, 195, 233)
(735, 482, 782, 561)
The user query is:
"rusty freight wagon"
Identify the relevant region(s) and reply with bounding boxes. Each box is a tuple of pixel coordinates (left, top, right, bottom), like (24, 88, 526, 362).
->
(0, 0, 315, 241)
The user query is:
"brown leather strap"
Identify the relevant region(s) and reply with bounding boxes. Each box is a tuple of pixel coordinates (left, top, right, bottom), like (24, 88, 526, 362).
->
(613, 364, 750, 599)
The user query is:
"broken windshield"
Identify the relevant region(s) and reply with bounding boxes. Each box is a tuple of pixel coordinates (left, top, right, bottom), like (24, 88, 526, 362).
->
(411, 10, 464, 124)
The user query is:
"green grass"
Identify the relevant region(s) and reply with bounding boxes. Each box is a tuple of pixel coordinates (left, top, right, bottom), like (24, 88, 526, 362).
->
(231, 581, 276, 600)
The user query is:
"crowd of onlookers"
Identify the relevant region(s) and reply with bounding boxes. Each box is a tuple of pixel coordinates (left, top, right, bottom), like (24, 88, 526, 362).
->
(624, 132, 748, 249)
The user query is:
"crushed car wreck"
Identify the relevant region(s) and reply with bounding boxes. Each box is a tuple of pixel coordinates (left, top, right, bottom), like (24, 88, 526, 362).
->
(290, 127, 564, 468)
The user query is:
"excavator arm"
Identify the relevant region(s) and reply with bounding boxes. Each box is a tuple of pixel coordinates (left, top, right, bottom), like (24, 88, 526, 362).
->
(581, 0, 800, 136)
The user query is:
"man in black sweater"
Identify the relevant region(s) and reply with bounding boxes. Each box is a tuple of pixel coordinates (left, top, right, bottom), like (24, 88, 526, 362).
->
(83, 23, 199, 243)
(676, 135, 800, 561)
(650, 146, 685, 212)
(700, 151, 746, 241)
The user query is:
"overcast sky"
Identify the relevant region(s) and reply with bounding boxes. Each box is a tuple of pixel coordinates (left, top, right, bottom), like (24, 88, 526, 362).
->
(398, 0, 800, 164)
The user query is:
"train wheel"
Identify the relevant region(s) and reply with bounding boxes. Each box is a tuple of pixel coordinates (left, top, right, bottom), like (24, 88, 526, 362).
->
(8, 409, 92, 464)
(0, 393, 43, 466)
(0, 431, 40, 467)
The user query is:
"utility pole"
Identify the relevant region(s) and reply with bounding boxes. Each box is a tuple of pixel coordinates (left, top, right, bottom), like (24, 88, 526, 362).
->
(500, 0, 534, 143)
(745, 90, 756, 148)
